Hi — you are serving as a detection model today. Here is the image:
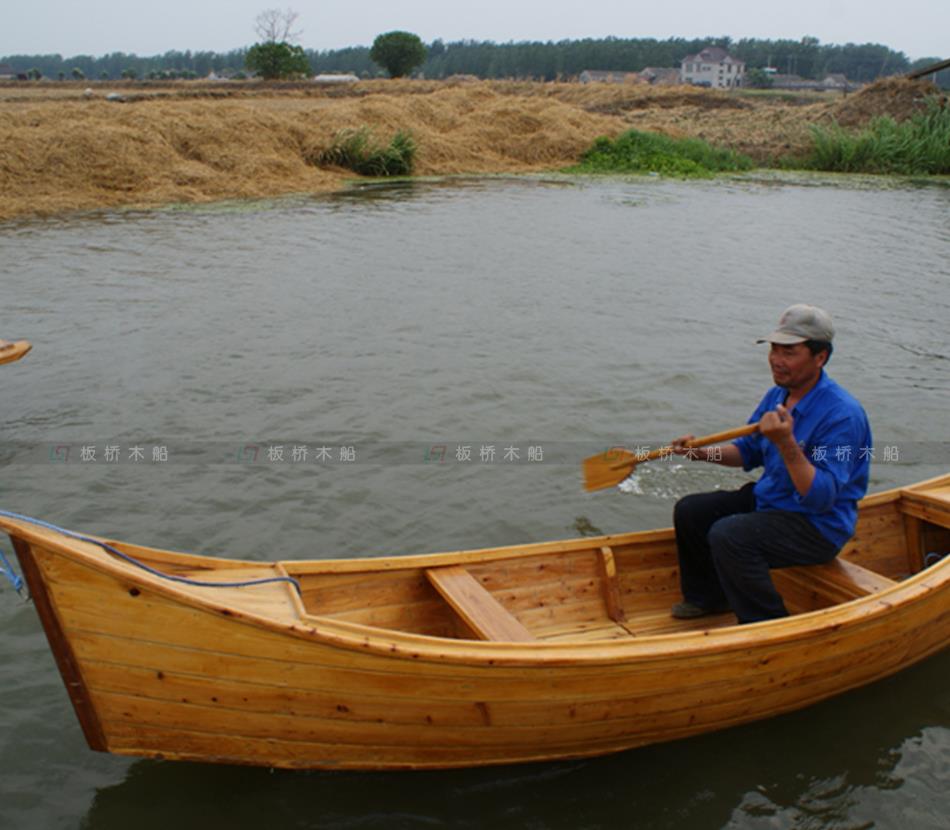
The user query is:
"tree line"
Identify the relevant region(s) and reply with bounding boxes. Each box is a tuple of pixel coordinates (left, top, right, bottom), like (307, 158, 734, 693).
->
(2, 36, 943, 84)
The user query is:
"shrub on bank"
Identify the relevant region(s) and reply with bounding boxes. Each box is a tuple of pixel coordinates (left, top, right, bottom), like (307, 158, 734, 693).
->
(569, 129, 754, 178)
(802, 96, 950, 175)
(315, 128, 416, 176)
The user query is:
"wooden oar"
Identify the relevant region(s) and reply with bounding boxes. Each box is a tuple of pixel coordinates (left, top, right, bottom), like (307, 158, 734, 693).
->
(0, 340, 32, 366)
(583, 423, 759, 492)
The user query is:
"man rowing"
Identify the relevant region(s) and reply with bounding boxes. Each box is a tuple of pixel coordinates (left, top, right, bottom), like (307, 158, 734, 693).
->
(670, 304, 872, 624)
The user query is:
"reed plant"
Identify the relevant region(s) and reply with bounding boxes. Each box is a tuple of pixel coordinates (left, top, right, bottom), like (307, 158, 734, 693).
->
(570, 129, 754, 178)
(803, 97, 950, 175)
(316, 127, 416, 176)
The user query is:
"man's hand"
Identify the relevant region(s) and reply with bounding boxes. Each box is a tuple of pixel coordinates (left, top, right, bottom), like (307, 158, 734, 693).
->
(670, 434, 743, 467)
(670, 434, 696, 456)
(761, 404, 816, 496)
(760, 404, 796, 447)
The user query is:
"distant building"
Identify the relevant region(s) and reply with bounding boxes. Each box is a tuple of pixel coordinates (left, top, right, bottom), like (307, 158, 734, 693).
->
(0, 63, 17, 80)
(820, 73, 851, 90)
(312, 74, 360, 85)
(768, 73, 858, 92)
(639, 67, 681, 86)
(680, 47, 745, 89)
(579, 70, 644, 84)
(768, 73, 807, 89)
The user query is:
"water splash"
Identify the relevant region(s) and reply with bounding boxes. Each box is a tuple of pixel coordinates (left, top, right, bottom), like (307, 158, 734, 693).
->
(617, 473, 644, 495)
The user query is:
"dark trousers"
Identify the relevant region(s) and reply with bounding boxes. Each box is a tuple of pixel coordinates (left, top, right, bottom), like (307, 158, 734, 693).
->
(673, 483, 839, 623)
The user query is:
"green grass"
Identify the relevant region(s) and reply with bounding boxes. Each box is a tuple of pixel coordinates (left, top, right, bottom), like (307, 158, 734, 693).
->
(802, 96, 950, 175)
(568, 129, 754, 178)
(316, 128, 416, 176)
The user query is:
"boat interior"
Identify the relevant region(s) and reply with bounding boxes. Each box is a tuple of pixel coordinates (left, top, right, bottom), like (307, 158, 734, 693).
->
(115, 476, 950, 644)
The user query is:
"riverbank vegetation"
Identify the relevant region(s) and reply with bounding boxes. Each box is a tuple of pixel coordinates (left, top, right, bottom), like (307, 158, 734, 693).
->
(317, 128, 416, 176)
(802, 96, 950, 174)
(570, 129, 753, 177)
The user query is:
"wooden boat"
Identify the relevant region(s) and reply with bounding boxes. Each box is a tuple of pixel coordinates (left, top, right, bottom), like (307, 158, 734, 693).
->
(0, 339, 31, 365)
(2, 474, 949, 770)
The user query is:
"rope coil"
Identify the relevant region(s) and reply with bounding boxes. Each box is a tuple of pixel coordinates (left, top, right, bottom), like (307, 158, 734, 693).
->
(0, 510, 301, 596)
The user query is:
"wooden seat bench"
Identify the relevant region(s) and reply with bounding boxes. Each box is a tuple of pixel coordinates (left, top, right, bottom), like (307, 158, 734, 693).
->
(426, 565, 536, 642)
(772, 557, 897, 614)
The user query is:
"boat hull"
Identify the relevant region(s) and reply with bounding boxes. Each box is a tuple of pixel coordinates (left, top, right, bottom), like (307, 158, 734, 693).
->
(4, 476, 950, 770)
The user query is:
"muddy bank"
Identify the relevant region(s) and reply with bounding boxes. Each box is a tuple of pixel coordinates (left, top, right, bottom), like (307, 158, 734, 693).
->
(0, 78, 938, 221)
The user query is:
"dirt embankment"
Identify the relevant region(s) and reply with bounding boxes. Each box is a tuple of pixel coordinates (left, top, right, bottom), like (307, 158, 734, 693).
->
(0, 77, 938, 222)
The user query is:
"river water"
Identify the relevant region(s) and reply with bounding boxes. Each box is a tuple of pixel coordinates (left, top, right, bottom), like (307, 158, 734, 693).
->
(1, 175, 948, 829)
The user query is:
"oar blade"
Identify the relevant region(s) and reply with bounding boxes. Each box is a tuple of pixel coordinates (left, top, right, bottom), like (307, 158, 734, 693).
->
(583, 449, 638, 492)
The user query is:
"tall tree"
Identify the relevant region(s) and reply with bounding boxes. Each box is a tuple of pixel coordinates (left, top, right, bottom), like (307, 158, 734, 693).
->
(254, 8, 302, 44)
(246, 7, 308, 79)
(370, 31, 427, 78)
(245, 41, 309, 79)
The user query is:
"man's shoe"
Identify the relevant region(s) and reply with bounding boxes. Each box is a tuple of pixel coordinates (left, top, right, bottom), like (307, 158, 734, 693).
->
(671, 601, 730, 619)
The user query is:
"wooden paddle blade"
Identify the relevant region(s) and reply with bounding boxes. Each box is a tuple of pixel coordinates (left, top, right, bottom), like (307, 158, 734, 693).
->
(583, 448, 639, 492)
(582, 424, 759, 493)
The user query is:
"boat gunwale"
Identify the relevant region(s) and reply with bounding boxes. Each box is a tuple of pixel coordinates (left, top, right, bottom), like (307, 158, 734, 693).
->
(2, 475, 949, 668)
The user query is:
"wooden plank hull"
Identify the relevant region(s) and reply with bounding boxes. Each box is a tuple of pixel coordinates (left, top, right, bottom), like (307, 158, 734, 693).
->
(3, 475, 949, 770)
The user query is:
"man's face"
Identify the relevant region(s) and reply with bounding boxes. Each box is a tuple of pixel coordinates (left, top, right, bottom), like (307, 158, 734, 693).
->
(768, 342, 826, 390)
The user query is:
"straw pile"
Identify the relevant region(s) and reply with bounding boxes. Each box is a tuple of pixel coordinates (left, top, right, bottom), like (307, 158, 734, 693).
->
(817, 77, 946, 127)
(0, 84, 623, 220)
(0, 78, 937, 221)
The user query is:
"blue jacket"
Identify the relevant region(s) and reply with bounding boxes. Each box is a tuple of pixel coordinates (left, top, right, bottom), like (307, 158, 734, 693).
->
(733, 371, 872, 548)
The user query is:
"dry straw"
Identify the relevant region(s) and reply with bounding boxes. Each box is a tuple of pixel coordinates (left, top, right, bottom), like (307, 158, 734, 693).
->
(0, 78, 937, 221)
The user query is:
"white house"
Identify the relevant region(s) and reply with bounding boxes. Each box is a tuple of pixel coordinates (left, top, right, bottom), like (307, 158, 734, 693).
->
(680, 47, 745, 89)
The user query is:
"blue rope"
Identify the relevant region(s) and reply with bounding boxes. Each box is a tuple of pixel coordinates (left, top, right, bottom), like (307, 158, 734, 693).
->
(0, 547, 25, 596)
(0, 510, 301, 596)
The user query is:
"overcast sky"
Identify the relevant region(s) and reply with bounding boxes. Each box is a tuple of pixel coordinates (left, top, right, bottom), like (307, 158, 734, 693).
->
(2, 1, 946, 60)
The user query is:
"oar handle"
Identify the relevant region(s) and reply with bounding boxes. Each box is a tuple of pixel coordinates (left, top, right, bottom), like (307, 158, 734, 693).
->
(609, 422, 758, 471)
(684, 423, 759, 448)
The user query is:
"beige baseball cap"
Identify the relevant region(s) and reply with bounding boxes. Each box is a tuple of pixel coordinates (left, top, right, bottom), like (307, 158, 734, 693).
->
(757, 304, 835, 345)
